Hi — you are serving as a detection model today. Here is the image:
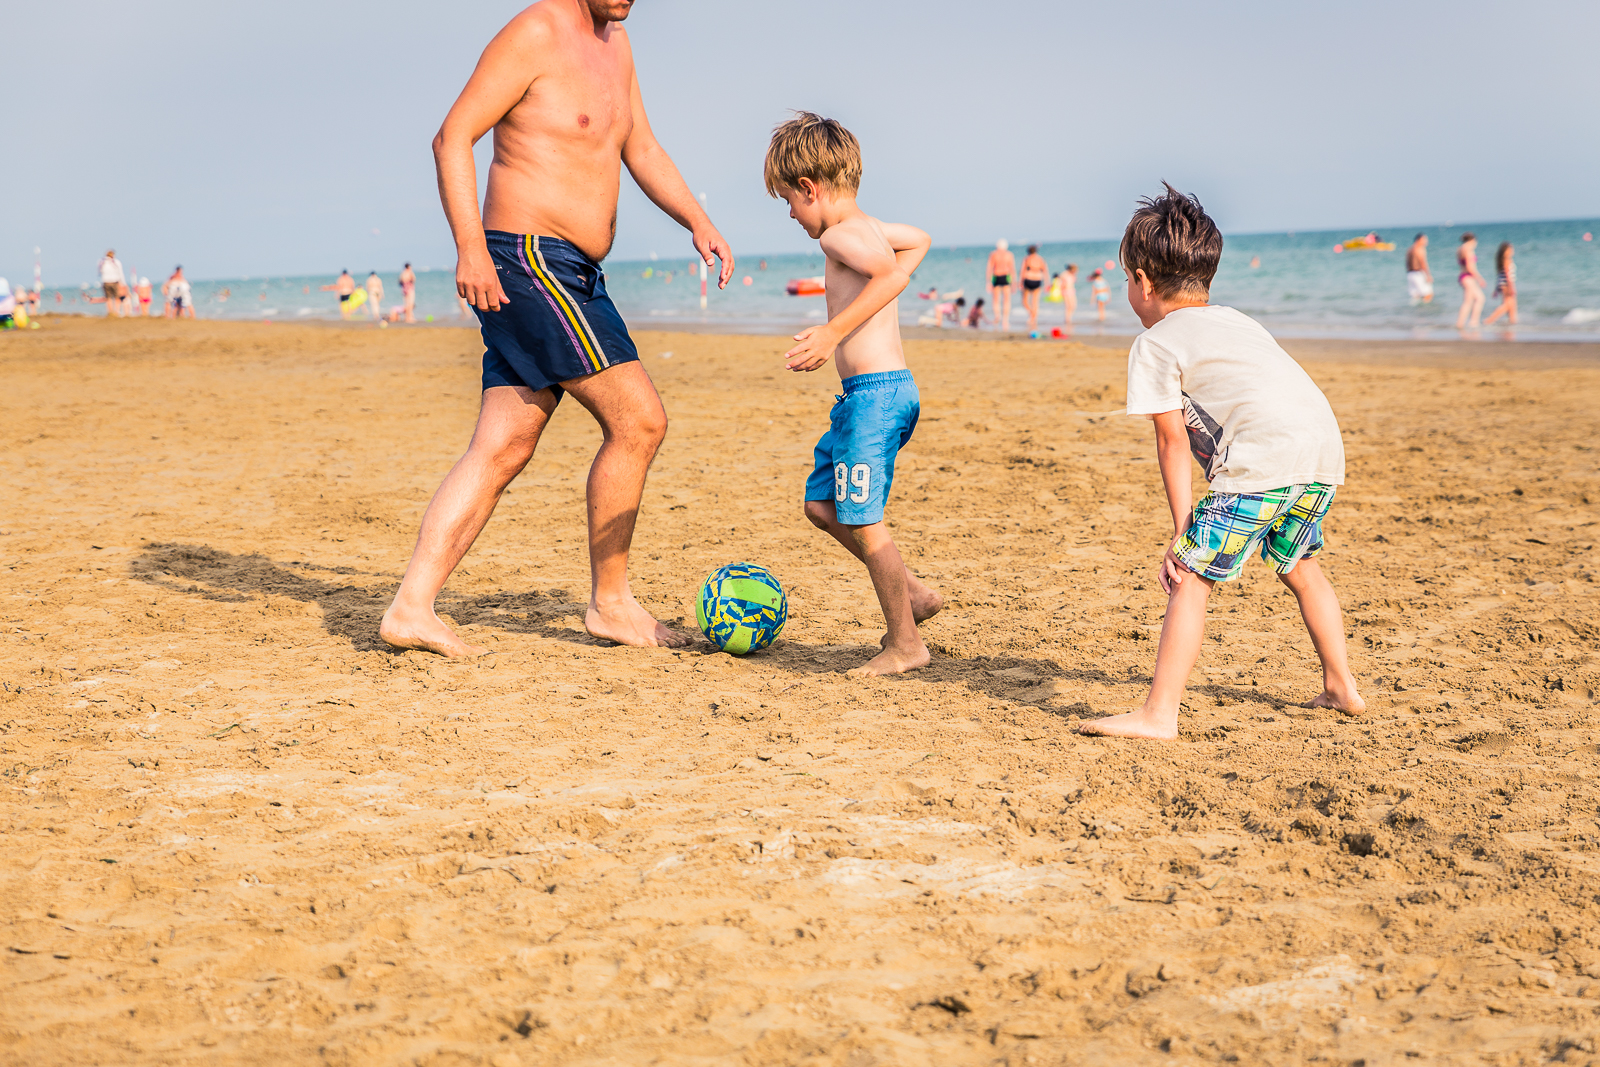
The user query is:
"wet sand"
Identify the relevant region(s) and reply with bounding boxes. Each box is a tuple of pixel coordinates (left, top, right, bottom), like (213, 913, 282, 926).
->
(2, 317, 1598, 1065)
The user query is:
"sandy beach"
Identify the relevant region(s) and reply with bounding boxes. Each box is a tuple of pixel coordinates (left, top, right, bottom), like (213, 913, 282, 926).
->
(3, 317, 1599, 1065)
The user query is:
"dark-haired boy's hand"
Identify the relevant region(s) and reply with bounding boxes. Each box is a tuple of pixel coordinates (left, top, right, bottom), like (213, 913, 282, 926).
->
(1157, 536, 1190, 594)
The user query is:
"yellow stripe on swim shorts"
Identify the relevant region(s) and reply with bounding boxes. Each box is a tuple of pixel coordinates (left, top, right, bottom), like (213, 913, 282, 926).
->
(526, 235, 608, 374)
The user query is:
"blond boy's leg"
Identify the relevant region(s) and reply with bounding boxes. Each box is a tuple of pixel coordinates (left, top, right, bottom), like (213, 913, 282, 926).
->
(803, 500, 942, 623)
(1079, 568, 1213, 740)
(844, 521, 929, 677)
(1276, 558, 1365, 714)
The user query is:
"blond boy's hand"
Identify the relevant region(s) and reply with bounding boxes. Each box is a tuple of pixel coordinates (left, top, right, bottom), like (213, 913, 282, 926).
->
(785, 326, 838, 372)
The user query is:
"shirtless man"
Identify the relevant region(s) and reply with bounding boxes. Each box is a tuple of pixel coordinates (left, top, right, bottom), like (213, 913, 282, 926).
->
(322, 270, 357, 317)
(986, 239, 1014, 331)
(399, 262, 417, 323)
(1405, 233, 1433, 304)
(379, 0, 734, 658)
(1019, 243, 1048, 330)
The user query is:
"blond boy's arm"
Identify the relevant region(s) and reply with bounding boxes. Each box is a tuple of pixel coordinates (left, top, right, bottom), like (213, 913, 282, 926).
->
(785, 222, 929, 371)
(880, 222, 932, 279)
(1152, 409, 1196, 592)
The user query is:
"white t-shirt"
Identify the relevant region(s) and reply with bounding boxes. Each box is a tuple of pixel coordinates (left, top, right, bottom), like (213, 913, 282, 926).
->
(1125, 305, 1344, 494)
(169, 278, 191, 303)
(99, 257, 125, 285)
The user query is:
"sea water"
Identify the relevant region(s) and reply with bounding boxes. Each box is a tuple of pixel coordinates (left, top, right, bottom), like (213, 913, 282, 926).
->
(44, 217, 1600, 340)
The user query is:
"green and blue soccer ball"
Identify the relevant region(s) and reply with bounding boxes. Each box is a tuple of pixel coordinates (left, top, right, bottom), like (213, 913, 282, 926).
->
(697, 562, 787, 655)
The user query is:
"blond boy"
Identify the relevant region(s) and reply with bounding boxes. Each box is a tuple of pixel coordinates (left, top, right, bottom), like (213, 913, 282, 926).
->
(765, 112, 942, 676)
(1082, 183, 1364, 740)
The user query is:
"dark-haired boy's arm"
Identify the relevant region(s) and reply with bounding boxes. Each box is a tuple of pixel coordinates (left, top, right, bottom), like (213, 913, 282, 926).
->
(1152, 409, 1195, 593)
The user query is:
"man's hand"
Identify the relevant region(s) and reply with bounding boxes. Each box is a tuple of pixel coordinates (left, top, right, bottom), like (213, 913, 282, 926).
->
(693, 224, 734, 289)
(1156, 533, 1190, 595)
(785, 326, 839, 372)
(457, 245, 509, 312)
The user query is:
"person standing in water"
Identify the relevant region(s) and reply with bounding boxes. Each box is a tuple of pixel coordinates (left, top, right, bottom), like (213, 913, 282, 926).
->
(97, 251, 127, 318)
(1405, 233, 1433, 304)
(365, 271, 385, 322)
(1455, 233, 1485, 330)
(379, 0, 734, 658)
(986, 239, 1014, 331)
(1060, 263, 1078, 324)
(1019, 243, 1048, 330)
(399, 263, 417, 323)
(1484, 242, 1517, 326)
(1089, 268, 1111, 322)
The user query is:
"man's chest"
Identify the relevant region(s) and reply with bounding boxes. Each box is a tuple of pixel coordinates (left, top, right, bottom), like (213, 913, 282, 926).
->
(517, 52, 632, 143)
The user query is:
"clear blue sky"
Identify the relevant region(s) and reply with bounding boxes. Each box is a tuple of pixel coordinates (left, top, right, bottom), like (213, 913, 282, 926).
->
(4, 0, 1596, 285)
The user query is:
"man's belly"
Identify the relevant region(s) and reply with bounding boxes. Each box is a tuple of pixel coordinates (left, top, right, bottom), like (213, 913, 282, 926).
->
(483, 160, 622, 264)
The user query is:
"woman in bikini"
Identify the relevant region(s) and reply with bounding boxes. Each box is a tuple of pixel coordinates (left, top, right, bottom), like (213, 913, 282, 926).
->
(1019, 245, 1048, 330)
(1484, 242, 1517, 326)
(1089, 269, 1111, 322)
(1455, 232, 1486, 330)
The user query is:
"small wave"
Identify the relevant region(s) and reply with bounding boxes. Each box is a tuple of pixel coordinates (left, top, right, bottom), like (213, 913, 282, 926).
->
(296, 308, 316, 316)
(261, 309, 279, 317)
(1562, 308, 1600, 325)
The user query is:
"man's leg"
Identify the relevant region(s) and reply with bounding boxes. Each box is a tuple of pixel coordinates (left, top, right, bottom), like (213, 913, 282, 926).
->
(804, 499, 942, 622)
(1276, 558, 1365, 714)
(559, 361, 691, 648)
(843, 520, 929, 677)
(380, 385, 557, 657)
(1080, 568, 1214, 740)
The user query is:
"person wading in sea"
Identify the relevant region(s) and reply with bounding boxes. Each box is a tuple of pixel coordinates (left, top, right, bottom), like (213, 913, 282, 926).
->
(380, 0, 734, 658)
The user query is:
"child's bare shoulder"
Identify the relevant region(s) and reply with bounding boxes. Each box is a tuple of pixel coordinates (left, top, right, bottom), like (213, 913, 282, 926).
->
(821, 213, 891, 255)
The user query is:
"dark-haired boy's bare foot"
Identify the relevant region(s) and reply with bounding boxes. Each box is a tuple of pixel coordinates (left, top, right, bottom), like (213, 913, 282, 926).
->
(910, 582, 944, 624)
(849, 642, 931, 677)
(585, 598, 692, 648)
(1305, 684, 1366, 716)
(379, 606, 488, 658)
(1076, 708, 1179, 741)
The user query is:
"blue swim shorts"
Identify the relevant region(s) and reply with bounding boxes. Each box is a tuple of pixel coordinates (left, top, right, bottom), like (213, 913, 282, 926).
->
(477, 232, 639, 396)
(1174, 483, 1337, 582)
(804, 370, 920, 526)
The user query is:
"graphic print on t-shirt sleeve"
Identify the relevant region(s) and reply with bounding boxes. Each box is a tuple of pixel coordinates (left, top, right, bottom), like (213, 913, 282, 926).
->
(1182, 391, 1225, 480)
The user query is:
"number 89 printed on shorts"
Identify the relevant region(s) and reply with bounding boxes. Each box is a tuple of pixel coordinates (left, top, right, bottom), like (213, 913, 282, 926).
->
(834, 462, 872, 504)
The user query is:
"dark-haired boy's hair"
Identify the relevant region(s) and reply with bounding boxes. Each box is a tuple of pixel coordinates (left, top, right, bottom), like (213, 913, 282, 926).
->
(1119, 181, 1223, 299)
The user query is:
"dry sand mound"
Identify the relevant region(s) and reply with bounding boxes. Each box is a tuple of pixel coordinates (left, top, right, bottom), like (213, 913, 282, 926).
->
(2, 318, 1598, 1065)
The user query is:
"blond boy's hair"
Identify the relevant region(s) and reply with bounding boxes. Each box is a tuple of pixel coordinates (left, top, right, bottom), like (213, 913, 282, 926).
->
(764, 112, 862, 198)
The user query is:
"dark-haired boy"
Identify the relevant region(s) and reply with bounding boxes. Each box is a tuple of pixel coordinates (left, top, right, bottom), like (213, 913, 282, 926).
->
(1081, 183, 1364, 741)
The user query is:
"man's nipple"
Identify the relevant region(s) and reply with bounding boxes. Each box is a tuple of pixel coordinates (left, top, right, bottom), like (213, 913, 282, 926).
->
(578, 114, 590, 128)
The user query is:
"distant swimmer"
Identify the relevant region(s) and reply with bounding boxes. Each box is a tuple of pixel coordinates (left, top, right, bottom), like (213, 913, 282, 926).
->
(322, 270, 357, 317)
(1455, 232, 1485, 330)
(1484, 242, 1517, 326)
(380, 0, 734, 659)
(98, 250, 126, 318)
(966, 297, 986, 328)
(986, 239, 1014, 330)
(365, 271, 385, 321)
(1405, 233, 1433, 304)
(1089, 268, 1111, 321)
(399, 262, 417, 323)
(1019, 243, 1048, 330)
(164, 266, 194, 319)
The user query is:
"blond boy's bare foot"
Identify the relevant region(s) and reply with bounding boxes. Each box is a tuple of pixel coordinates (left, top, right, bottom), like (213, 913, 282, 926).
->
(849, 642, 931, 677)
(379, 605, 488, 658)
(910, 584, 944, 624)
(1305, 686, 1366, 716)
(585, 598, 692, 648)
(1077, 709, 1179, 741)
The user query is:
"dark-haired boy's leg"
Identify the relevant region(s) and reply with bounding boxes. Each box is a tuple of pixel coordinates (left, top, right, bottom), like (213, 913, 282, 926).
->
(1276, 558, 1365, 714)
(1079, 565, 1213, 740)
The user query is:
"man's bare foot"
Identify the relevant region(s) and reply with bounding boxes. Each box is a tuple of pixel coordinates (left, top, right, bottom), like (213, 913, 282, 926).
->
(585, 598, 692, 648)
(1077, 709, 1179, 741)
(1305, 686, 1366, 716)
(379, 605, 488, 658)
(848, 643, 931, 677)
(910, 584, 944, 624)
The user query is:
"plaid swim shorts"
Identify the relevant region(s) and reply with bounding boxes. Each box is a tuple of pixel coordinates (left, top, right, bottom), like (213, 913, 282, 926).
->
(1174, 483, 1337, 582)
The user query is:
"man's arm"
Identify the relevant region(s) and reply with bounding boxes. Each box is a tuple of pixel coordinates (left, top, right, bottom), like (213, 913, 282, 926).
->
(1152, 409, 1195, 592)
(620, 67, 733, 288)
(785, 222, 930, 371)
(433, 14, 548, 311)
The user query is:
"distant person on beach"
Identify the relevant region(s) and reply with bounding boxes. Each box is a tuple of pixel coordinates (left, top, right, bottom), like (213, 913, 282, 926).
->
(1484, 242, 1517, 326)
(322, 270, 357, 316)
(0, 278, 14, 328)
(1080, 183, 1361, 741)
(164, 266, 194, 319)
(1405, 233, 1433, 304)
(1089, 268, 1111, 321)
(98, 251, 126, 318)
(1020, 244, 1047, 330)
(987, 239, 1014, 330)
(365, 271, 385, 321)
(380, 0, 734, 658)
(135, 277, 153, 316)
(1456, 232, 1485, 330)
(966, 297, 986, 328)
(939, 297, 963, 327)
(764, 113, 939, 676)
(1061, 263, 1078, 323)
(399, 263, 417, 323)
